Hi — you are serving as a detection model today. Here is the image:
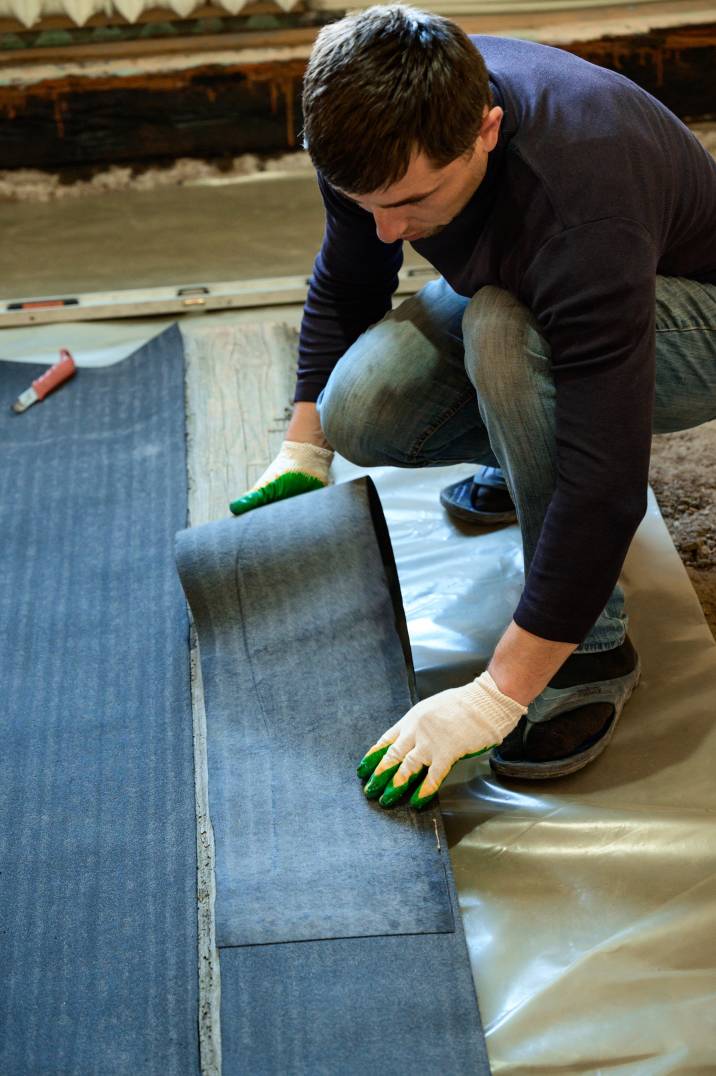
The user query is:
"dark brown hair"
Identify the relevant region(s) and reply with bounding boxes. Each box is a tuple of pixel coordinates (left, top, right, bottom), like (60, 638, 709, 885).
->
(301, 5, 491, 194)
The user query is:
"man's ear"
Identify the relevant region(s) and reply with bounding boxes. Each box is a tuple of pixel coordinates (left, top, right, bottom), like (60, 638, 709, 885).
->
(479, 106, 504, 152)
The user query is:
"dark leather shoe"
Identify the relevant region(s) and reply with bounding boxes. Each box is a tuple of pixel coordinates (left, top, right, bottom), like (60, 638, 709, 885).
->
(440, 466, 517, 525)
(490, 636, 641, 779)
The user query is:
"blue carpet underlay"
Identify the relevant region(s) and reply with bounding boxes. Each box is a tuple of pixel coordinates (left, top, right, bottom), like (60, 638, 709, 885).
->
(0, 326, 199, 1075)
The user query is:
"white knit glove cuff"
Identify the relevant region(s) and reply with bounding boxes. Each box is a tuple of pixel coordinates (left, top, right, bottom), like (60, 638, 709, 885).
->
(250, 440, 334, 492)
(372, 669, 528, 796)
(461, 670, 528, 742)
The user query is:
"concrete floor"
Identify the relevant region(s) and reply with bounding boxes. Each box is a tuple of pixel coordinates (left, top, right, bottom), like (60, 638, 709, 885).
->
(0, 175, 323, 299)
(0, 171, 428, 301)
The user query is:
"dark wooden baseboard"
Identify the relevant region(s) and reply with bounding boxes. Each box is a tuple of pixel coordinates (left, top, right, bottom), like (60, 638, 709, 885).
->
(0, 58, 307, 169)
(0, 20, 712, 170)
(569, 24, 715, 120)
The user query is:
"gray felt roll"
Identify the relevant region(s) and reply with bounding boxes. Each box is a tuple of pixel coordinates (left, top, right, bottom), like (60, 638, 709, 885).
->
(176, 477, 491, 1075)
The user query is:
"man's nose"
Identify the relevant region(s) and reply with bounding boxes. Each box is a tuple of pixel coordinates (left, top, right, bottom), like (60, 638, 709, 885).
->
(373, 209, 407, 244)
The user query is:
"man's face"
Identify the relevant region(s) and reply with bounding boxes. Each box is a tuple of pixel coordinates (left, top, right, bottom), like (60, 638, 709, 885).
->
(339, 106, 503, 244)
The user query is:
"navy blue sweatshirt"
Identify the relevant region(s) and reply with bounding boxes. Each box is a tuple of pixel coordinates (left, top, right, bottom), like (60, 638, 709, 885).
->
(296, 37, 716, 643)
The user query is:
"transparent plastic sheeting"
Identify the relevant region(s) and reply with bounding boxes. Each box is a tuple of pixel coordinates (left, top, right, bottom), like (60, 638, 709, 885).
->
(333, 456, 525, 698)
(334, 455, 716, 1075)
(5, 321, 715, 1072)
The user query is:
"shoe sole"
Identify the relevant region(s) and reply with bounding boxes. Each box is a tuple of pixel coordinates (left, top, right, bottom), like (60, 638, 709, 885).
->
(489, 661, 641, 780)
(439, 490, 517, 526)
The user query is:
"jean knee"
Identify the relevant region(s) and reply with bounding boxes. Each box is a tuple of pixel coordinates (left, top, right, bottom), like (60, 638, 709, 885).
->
(317, 355, 396, 467)
(462, 286, 550, 408)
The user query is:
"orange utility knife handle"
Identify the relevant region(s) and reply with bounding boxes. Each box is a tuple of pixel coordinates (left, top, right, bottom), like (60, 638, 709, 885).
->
(33, 349, 76, 400)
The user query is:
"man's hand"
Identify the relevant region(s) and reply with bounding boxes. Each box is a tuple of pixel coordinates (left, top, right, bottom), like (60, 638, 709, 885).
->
(229, 440, 334, 516)
(230, 402, 334, 516)
(357, 672, 527, 810)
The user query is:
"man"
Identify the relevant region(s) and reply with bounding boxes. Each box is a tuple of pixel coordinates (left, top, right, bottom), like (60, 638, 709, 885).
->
(230, 6, 716, 809)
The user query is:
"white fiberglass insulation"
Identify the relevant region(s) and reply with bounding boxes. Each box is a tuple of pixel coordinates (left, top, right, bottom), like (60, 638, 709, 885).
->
(0, 0, 295, 29)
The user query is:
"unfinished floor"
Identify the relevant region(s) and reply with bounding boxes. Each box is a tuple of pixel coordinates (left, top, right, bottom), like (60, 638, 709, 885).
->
(5, 312, 716, 1073)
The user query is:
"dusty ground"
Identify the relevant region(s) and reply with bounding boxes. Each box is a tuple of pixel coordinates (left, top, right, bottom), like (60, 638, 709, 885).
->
(650, 421, 716, 637)
(0, 151, 314, 202)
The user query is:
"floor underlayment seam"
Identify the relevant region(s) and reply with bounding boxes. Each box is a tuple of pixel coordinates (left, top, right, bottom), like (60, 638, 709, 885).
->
(190, 637, 222, 1076)
(185, 352, 222, 1076)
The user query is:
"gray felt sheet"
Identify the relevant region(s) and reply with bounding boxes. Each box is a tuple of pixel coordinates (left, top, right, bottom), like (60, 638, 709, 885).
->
(176, 478, 491, 1074)
(0, 326, 199, 1075)
(220, 932, 489, 1076)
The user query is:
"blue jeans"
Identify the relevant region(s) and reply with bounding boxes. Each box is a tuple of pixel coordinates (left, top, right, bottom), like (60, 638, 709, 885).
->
(317, 276, 716, 652)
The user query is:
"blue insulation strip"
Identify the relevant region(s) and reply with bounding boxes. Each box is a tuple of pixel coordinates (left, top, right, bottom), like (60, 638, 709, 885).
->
(0, 327, 199, 1076)
(219, 932, 489, 1076)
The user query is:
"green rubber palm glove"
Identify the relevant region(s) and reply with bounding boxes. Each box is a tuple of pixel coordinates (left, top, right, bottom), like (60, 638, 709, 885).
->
(357, 671, 527, 810)
(230, 440, 334, 516)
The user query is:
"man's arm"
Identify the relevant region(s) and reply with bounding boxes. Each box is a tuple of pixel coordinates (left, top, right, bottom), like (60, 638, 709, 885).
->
(513, 218, 657, 642)
(285, 401, 332, 449)
(229, 175, 399, 512)
(485, 223, 656, 697)
(294, 171, 403, 406)
(488, 620, 575, 706)
(358, 218, 658, 808)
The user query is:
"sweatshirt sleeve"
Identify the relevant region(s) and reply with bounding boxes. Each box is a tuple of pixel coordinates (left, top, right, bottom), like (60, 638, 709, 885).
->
(294, 172, 403, 403)
(514, 217, 658, 643)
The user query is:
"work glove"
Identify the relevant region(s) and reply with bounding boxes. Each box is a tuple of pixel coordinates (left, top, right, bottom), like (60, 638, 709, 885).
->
(229, 440, 334, 516)
(357, 671, 527, 810)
